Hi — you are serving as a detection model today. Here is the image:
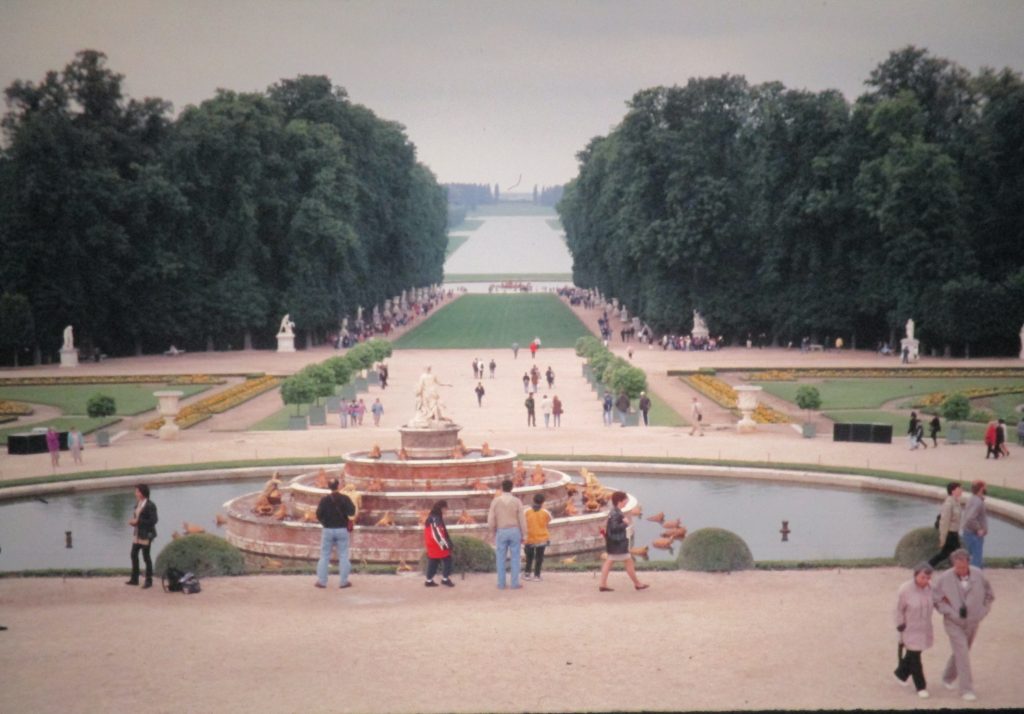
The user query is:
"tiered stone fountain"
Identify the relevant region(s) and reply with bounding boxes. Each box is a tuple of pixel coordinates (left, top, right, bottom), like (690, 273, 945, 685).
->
(223, 375, 632, 563)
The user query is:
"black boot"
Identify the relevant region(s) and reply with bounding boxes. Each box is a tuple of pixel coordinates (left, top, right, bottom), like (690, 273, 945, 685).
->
(141, 579, 153, 589)
(125, 579, 139, 586)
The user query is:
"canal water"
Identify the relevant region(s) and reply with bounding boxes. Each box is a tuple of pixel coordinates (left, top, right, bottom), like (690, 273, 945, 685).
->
(1, 473, 1022, 570)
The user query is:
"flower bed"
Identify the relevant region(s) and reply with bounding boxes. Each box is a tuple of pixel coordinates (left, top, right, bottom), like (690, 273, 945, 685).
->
(145, 375, 281, 430)
(0, 400, 33, 416)
(914, 385, 1024, 409)
(747, 368, 1024, 381)
(0, 374, 225, 387)
(684, 375, 790, 424)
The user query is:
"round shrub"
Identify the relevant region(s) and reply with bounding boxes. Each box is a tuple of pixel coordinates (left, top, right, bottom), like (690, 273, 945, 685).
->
(419, 535, 495, 574)
(894, 527, 939, 568)
(86, 394, 116, 418)
(940, 393, 970, 423)
(608, 364, 647, 398)
(575, 336, 602, 358)
(155, 533, 246, 577)
(676, 528, 754, 572)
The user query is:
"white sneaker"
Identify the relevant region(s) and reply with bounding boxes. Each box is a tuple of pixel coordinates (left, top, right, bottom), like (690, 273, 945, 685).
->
(893, 673, 909, 687)
(942, 680, 956, 690)
(917, 690, 929, 699)
(522, 573, 532, 580)
(962, 692, 977, 702)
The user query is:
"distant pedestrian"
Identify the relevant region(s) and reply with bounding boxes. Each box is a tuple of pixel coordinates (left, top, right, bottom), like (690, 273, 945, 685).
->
(45, 427, 60, 467)
(983, 421, 999, 459)
(423, 500, 455, 588)
(541, 394, 552, 427)
(690, 398, 704, 436)
(638, 392, 651, 427)
(67, 427, 84, 464)
(931, 549, 994, 702)
(378, 363, 389, 390)
(529, 340, 538, 360)
(961, 481, 988, 568)
(545, 366, 555, 389)
(929, 482, 963, 567)
(552, 395, 563, 427)
(1018, 420, 1024, 446)
(615, 392, 630, 427)
(908, 411, 927, 449)
(126, 483, 158, 589)
(893, 562, 935, 698)
(339, 403, 348, 428)
(602, 392, 613, 426)
(356, 398, 366, 425)
(512, 342, 519, 359)
(371, 398, 384, 426)
(489, 359, 496, 378)
(929, 416, 941, 447)
(314, 478, 356, 589)
(475, 382, 486, 407)
(996, 418, 1008, 457)
(523, 493, 552, 581)
(525, 394, 536, 427)
(522, 372, 530, 394)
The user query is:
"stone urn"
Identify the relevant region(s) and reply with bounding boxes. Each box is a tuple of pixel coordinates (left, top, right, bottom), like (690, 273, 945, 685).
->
(734, 385, 762, 433)
(154, 390, 184, 440)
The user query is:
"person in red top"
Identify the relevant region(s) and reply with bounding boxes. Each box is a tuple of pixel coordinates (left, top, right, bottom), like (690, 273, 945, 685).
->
(424, 500, 455, 587)
(983, 421, 999, 459)
(529, 339, 539, 359)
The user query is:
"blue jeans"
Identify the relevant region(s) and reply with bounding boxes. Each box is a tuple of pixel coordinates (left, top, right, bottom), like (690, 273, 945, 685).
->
(603, 409, 612, 425)
(495, 527, 522, 588)
(962, 530, 985, 568)
(316, 528, 351, 586)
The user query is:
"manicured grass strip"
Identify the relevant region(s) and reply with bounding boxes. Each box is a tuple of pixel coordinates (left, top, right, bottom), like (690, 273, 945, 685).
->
(755, 377, 1024, 410)
(393, 294, 591, 349)
(822, 409, 989, 442)
(467, 203, 556, 216)
(444, 273, 573, 283)
(648, 390, 685, 427)
(446, 235, 470, 257)
(0, 417, 121, 445)
(517, 453, 1024, 506)
(0, 383, 211, 416)
(0, 457, 345, 491)
(449, 219, 484, 232)
(250, 403, 314, 431)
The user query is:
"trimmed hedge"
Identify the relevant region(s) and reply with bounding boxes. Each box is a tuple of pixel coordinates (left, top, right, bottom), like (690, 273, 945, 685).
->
(154, 533, 246, 578)
(894, 526, 941, 568)
(419, 535, 495, 574)
(676, 528, 754, 572)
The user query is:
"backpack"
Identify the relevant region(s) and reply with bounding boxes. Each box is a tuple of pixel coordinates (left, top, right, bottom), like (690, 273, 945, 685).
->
(178, 572, 201, 594)
(163, 567, 201, 594)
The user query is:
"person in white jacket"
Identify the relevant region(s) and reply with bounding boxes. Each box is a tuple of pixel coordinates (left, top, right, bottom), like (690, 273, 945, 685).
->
(893, 563, 935, 698)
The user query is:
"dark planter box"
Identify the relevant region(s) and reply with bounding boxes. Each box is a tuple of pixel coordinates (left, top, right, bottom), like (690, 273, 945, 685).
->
(308, 405, 327, 426)
(289, 415, 308, 431)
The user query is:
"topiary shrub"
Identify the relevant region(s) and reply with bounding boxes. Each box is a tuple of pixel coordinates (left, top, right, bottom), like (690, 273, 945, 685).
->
(155, 533, 246, 577)
(894, 527, 939, 568)
(418, 535, 495, 574)
(86, 394, 116, 418)
(676, 528, 754, 572)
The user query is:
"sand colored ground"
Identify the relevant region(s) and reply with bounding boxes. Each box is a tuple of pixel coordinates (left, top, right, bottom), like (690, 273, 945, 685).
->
(2, 294, 1023, 712)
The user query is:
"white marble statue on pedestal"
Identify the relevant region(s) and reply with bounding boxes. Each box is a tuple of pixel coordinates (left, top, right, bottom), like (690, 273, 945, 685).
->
(62, 325, 74, 350)
(906, 319, 915, 341)
(276, 314, 296, 353)
(278, 314, 295, 336)
(409, 366, 453, 427)
(900, 317, 920, 363)
(692, 310, 710, 340)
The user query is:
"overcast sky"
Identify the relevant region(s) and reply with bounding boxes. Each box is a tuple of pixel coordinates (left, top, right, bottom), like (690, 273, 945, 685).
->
(1, 0, 1022, 188)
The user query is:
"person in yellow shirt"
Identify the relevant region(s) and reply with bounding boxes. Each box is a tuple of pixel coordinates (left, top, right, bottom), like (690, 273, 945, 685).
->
(523, 493, 552, 581)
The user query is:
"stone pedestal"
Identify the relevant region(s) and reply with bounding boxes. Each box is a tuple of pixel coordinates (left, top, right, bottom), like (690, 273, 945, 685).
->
(900, 337, 920, 363)
(276, 334, 295, 353)
(399, 424, 462, 458)
(735, 385, 762, 433)
(154, 390, 184, 440)
(59, 348, 78, 368)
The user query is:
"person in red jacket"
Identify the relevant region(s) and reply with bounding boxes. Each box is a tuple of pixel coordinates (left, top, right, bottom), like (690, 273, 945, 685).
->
(424, 500, 455, 587)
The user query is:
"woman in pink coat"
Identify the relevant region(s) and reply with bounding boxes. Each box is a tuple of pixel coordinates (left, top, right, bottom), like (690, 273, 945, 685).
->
(893, 562, 935, 698)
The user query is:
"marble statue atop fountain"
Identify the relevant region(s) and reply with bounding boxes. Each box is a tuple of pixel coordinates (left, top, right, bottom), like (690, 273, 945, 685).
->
(900, 317, 919, 362)
(59, 324, 78, 367)
(408, 365, 453, 428)
(691, 310, 710, 340)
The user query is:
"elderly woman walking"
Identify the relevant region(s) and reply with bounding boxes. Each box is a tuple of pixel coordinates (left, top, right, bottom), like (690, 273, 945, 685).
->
(893, 563, 935, 698)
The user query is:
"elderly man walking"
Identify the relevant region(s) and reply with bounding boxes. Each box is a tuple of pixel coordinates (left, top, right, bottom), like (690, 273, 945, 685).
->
(932, 549, 995, 702)
(487, 479, 528, 590)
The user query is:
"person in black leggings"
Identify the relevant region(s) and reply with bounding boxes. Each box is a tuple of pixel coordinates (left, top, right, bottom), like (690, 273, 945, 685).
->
(928, 482, 963, 567)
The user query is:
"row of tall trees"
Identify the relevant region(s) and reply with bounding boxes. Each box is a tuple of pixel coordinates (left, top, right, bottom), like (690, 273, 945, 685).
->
(0, 51, 447, 364)
(559, 47, 1024, 356)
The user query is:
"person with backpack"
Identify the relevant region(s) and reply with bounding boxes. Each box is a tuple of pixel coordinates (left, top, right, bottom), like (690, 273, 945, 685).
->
(126, 483, 158, 589)
(314, 478, 357, 589)
(602, 392, 613, 426)
(423, 500, 455, 588)
(929, 482, 963, 567)
(598, 491, 648, 592)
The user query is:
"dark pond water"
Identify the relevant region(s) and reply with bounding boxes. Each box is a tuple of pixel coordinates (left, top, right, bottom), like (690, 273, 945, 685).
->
(1, 473, 1022, 570)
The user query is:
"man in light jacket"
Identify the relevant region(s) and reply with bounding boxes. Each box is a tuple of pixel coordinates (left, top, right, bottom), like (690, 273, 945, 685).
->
(487, 479, 528, 590)
(932, 549, 995, 702)
(960, 480, 989, 568)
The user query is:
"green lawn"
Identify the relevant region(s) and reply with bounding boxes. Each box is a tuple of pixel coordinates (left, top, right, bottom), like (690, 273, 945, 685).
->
(446, 235, 470, 257)
(755, 378, 1024, 410)
(443, 273, 573, 283)
(821, 410, 989, 442)
(648, 390, 685, 427)
(0, 416, 121, 445)
(250, 403, 313, 431)
(449, 219, 484, 232)
(393, 294, 591, 349)
(468, 203, 556, 217)
(0, 383, 211, 416)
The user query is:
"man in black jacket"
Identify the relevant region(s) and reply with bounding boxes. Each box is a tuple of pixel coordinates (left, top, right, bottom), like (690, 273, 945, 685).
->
(315, 478, 357, 589)
(127, 483, 158, 589)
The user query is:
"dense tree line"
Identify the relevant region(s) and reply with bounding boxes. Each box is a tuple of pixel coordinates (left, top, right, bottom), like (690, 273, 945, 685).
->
(559, 47, 1024, 356)
(0, 51, 447, 364)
